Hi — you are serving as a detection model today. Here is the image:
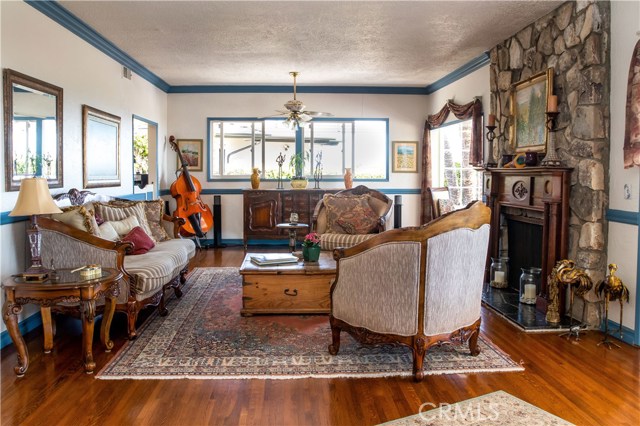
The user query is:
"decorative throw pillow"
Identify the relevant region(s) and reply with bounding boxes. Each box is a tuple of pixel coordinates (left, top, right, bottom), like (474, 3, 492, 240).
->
(438, 199, 455, 216)
(107, 215, 140, 237)
(50, 206, 98, 234)
(108, 199, 171, 242)
(94, 202, 155, 241)
(98, 221, 120, 241)
(121, 226, 156, 255)
(323, 194, 380, 234)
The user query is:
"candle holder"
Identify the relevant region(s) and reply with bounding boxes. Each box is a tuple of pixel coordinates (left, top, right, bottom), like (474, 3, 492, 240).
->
(540, 111, 563, 167)
(485, 125, 498, 168)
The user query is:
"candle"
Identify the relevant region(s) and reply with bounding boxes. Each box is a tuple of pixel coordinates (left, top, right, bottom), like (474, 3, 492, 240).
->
(547, 95, 558, 112)
(494, 271, 505, 283)
(524, 284, 536, 300)
(488, 114, 496, 126)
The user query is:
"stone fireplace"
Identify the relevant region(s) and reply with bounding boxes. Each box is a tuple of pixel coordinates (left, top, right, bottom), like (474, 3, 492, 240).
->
(488, 1, 610, 326)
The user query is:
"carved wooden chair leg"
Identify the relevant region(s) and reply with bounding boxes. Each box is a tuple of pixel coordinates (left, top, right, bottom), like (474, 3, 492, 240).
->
(126, 302, 139, 340)
(158, 291, 169, 317)
(412, 337, 427, 382)
(468, 326, 481, 356)
(328, 317, 341, 355)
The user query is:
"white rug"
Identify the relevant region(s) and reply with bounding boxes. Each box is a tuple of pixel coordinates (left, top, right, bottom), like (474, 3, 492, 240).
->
(378, 390, 573, 425)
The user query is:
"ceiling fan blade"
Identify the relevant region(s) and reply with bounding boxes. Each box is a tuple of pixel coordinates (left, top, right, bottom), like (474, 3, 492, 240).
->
(298, 114, 313, 122)
(305, 111, 334, 117)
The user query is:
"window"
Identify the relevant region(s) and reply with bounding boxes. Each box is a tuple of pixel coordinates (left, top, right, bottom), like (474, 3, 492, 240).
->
(429, 119, 479, 208)
(208, 118, 388, 180)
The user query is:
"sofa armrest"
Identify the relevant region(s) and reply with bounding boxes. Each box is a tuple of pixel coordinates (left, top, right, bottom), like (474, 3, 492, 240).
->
(162, 214, 186, 238)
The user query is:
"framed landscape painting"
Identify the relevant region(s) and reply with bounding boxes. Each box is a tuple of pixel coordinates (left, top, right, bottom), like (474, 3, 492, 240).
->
(176, 139, 203, 171)
(82, 105, 121, 188)
(392, 141, 418, 173)
(510, 68, 553, 153)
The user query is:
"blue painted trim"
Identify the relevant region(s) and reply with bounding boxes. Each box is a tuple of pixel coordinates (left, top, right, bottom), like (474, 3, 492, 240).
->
(1, 211, 29, 225)
(168, 85, 428, 95)
(600, 319, 637, 346)
(119, 193, 148, 201)
(425, 52, 490, 95)
(606, 209, 640, 226)
(159, 188, 420, 196)
(1, 313, 43, 350)
(26, 0, 170, 92)
(132, 115, 160, 198)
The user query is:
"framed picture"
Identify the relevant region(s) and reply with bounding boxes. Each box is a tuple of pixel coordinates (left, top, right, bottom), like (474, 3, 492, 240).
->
(82, 105, 121, 188)
(176, 139, 203, 171)
(510, 68, 554, 153)
(392, 141, 418, 173)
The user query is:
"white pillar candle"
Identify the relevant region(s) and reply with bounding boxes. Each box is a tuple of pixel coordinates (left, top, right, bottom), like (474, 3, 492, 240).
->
(524, 284, 536, 299)
(494, 271, 506, 283)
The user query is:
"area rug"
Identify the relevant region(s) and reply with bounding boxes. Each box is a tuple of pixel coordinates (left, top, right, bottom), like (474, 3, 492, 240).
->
(378, 390, 573, 425)
(97, 268, 524, 380)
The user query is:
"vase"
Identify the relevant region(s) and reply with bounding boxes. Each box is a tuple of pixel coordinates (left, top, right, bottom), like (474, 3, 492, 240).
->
(524, 151, 538, 167)
(250, 168, 260, 189)
(302, 245, 321, 262)
(343, 168, 353, 189)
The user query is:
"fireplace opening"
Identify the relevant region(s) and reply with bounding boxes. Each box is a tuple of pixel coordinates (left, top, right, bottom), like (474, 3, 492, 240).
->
(506, 218, 543, 292)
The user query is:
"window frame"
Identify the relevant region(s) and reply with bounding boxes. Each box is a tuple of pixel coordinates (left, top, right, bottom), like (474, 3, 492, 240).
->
(207, 117, 389, 182)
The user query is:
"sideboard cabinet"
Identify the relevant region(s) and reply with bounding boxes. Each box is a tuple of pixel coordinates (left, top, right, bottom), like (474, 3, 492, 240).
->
(243, 189, 338, 248)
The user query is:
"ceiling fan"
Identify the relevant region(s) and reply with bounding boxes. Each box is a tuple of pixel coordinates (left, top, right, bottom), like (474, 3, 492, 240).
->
(271, 71, 333, 129)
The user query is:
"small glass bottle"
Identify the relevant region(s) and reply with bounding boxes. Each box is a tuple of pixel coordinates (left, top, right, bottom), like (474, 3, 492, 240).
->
(519, 267, 541, 304)
(490, 257, 509, 288)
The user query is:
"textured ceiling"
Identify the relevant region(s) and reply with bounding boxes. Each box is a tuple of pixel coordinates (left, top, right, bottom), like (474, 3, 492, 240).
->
(59, 0, 563, 87)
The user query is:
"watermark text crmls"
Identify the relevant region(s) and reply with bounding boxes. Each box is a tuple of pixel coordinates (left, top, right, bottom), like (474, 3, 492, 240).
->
(418, 401, 500, 422)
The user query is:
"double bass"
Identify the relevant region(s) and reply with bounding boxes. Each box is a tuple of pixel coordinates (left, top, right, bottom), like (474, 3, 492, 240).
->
(169, 136, 213, 238)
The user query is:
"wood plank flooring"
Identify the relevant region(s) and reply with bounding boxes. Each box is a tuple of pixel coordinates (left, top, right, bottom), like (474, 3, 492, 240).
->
(2, 246, 639, 426)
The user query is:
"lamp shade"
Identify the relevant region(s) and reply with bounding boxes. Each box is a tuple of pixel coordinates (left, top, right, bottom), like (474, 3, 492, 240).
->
(9, 177, 62, 216)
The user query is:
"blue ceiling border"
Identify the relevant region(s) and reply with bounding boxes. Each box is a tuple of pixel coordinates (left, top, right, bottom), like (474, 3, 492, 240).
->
(26, 1, 489, 96)
(25, 0, 171, 92)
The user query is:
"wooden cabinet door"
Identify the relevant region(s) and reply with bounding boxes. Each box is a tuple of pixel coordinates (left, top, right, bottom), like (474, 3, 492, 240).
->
(244, 191, 281, 236)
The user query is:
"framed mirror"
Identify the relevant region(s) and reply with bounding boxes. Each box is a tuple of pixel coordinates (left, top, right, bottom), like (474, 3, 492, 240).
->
(3, 69, 63, 191)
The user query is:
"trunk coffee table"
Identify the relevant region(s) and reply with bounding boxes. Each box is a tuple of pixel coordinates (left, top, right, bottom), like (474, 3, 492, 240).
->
(239, 251, 336, 316)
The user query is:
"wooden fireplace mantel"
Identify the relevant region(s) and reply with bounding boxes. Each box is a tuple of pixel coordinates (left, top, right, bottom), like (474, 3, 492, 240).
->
(484, 167, 572, 313)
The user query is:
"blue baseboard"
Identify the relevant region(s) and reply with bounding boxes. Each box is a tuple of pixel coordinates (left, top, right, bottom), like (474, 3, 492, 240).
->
(1, 313, 43, 350)
(600, 319, 637, 346)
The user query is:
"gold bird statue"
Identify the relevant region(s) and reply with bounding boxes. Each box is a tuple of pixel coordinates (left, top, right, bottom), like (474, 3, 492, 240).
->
(546, 259, 593, 325)
(596, 263, 630, 346)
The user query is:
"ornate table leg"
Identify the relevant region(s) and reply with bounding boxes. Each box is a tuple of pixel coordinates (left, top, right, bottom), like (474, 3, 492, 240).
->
(100, 296, 117, 352)
(41, 307, 54, 353)
(288, 229, 297, 252)
(2, 294, 28, 377)
(80, 299, 96, 374)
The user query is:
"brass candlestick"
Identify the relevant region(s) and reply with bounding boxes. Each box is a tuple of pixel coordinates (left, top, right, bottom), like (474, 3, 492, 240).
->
(540, 112, 563, 167)
(485, 125, 497, 168)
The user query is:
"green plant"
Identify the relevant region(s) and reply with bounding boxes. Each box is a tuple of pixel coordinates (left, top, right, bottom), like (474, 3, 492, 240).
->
(289, 152, 309, 179)
(133, 134, 149, 174)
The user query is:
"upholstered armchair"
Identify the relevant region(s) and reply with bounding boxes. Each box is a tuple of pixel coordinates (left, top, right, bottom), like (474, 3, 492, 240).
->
(328, 201, 491, 381)
(311, 185, 393, 250)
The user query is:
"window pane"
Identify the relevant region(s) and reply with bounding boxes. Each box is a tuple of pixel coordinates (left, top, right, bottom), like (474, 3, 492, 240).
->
(354, 121, 386, 179)
(263, 121, 295, 179)
(307, 122, 346, 176)
(223, 122, 255, 175)
(210, 122, 221, 176)
(431, 120, 479, 208)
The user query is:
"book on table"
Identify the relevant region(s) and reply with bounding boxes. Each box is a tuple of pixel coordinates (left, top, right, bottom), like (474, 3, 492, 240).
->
(250, 254, 299, 266)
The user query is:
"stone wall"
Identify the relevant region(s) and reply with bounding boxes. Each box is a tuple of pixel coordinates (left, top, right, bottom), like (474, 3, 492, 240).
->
(489, 0, 610, 324)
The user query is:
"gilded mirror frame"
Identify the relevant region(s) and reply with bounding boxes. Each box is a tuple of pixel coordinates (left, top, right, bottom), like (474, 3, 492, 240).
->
(3, 69, 64, 191)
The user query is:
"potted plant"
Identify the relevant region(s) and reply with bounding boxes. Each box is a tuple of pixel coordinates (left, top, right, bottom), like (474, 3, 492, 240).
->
(302, 232, 321, 262)
(289, 152, 309, 189)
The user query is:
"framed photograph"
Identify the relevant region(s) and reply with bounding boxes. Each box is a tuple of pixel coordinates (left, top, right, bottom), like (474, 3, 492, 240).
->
(510, 68, 554, 153)
(392, 141, 418, 173)
(176, 139, 203, 171)
(82, 105, 121, 188)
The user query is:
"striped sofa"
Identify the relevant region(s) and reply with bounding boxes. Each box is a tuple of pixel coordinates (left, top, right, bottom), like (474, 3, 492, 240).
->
(39, 189, 196, 339)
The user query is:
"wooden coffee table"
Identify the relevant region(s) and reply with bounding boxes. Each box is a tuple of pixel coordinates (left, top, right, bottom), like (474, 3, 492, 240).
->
(239, 252, 336, 316)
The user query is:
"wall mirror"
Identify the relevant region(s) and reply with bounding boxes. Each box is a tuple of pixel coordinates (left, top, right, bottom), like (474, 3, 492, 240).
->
(3, 69, 63, 191)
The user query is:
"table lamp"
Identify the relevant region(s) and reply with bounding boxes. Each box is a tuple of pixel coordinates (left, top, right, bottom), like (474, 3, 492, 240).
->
(9, 177, 62, 279)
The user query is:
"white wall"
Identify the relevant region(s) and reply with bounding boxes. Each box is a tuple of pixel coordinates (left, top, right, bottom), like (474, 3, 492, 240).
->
(167, 92, 428, 240)
(0, 1, 168, 332)
(607, 0, 640, 332)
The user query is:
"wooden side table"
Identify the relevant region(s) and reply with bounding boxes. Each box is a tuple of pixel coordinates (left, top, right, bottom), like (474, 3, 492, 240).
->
(2, 268, 122, 377)
(276, 223, 309, 252)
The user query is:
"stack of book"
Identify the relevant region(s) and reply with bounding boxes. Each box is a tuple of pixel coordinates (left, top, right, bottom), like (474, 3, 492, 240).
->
(249, 254, 299, 266)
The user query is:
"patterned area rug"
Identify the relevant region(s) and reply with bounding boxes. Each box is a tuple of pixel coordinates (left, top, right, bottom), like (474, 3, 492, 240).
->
(98, 268, 524, 380)
(378, 390, 573, 425)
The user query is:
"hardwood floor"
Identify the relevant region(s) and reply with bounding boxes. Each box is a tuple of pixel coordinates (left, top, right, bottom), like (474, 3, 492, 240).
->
(2, 246, 639, 426)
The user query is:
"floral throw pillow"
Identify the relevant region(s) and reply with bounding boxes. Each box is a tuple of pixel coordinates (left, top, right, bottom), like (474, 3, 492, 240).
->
(323, 194, 379, 235)
(108, 199, 171, 242)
